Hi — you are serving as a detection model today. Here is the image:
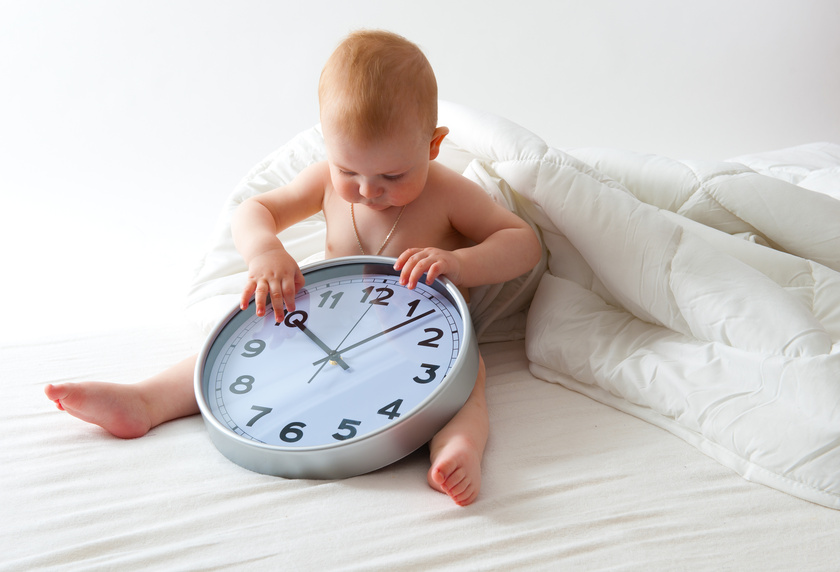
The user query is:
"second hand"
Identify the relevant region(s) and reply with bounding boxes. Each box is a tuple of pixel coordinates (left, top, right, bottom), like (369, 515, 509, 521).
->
(307, 303, 375, 384)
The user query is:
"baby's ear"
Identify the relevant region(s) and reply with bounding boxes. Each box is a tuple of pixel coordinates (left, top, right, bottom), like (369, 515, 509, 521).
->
(429, 126, 449, 160)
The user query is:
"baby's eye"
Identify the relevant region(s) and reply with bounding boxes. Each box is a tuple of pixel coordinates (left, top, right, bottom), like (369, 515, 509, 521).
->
(383, 173, 405, 181)
(340, 170, 357, 177)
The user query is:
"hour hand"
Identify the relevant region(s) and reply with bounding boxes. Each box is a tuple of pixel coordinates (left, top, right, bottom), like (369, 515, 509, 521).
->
(284, 311, 349, 370)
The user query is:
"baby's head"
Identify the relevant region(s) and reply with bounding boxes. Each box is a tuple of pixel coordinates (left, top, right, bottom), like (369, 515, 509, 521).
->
(319, 30, 438, 145)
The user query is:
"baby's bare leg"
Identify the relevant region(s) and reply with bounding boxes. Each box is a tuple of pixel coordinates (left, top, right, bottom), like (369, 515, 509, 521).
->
(44, 355, 199, 439)
(427, 356, 488, 506)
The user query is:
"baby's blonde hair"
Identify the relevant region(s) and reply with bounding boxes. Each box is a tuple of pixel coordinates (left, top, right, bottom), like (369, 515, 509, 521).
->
(319, 30, 438, 142)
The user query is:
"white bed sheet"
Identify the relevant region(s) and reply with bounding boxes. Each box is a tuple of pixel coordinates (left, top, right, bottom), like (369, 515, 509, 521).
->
(4, 320, 840, 571)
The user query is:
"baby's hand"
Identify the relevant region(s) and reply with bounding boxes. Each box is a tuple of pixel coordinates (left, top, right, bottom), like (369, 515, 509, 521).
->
(395, 248, 462, 289)
(240, 248, 305, 322)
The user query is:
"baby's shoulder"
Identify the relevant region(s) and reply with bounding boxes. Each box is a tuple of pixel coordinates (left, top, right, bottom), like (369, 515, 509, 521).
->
(429, 162, 480, 190)
(297, 160, 331, 182)
(284, 160, 332, 197)
(258, 160, 330, 210)
(427, 161, 491, 204)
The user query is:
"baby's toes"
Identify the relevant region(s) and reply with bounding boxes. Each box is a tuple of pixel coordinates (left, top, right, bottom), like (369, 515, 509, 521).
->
(452, 485, 478, 507)
(429, 457, 463, 486)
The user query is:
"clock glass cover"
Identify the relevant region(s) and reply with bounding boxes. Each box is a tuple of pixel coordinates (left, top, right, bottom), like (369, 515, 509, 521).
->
(195, 256, 475, 477)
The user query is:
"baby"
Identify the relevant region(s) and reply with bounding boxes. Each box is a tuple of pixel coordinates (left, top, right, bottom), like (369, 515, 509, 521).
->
(45, 30, 541, 506)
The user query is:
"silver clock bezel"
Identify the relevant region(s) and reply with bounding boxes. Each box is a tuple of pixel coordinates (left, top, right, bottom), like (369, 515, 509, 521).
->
(194, 255, 479, 479)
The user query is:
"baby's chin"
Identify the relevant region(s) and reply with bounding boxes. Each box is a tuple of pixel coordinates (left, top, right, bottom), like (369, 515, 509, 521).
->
(360, 202, 399, 212)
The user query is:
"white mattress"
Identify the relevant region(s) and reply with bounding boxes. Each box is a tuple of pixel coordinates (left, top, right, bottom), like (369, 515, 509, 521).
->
(5, 321, 840, 570)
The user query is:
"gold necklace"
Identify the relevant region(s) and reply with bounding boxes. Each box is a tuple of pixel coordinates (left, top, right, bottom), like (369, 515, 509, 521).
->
(350, 203, 406, 256)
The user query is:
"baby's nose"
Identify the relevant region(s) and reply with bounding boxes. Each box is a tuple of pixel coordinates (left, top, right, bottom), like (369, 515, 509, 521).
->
(359, 180, 382, 198)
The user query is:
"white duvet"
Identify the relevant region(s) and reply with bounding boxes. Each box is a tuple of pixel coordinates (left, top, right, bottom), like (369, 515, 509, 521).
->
(188, 101, 840, 509)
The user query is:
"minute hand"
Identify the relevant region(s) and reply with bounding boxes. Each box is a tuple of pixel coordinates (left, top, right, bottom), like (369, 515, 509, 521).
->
(312, 308, 436, 366)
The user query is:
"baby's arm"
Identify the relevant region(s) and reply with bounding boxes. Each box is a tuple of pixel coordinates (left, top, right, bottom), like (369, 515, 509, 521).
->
(232, 163, 328, 321)
(396, 168, 541, 289)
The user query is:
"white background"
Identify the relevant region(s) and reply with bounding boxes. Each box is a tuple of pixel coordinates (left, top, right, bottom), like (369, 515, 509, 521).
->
(2, 0, 838, 342)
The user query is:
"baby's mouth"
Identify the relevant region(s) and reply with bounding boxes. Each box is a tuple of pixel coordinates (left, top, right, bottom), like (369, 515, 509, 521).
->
(360, 201, 391, 211)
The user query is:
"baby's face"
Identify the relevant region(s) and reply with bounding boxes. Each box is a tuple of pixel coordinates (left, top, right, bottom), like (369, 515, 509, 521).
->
(323, 119, 433, 211)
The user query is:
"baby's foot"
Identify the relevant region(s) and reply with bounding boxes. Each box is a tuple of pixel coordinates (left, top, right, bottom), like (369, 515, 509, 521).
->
(44, 382, 153, 439)
(427, 434, 482, 506)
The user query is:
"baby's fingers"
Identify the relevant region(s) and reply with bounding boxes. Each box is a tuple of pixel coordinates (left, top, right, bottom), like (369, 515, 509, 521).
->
(253, 281, 272, 317)
(270, 276, 297, 321)
(407, 259, 444, 288)
(399, 255, 436, 289)
(240, 281, 258, 311)
(421, 261, 445, 285)
(394, 248, 422, 271)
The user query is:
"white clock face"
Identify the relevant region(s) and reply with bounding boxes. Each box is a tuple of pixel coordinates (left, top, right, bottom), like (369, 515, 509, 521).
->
(201, 260, 464, 449)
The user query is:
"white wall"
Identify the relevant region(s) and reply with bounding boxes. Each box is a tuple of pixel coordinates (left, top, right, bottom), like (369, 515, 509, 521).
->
(2, 0, 838, 341)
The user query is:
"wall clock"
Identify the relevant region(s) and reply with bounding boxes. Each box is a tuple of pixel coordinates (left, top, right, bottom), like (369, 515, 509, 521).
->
(195, 255, 479, 479)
